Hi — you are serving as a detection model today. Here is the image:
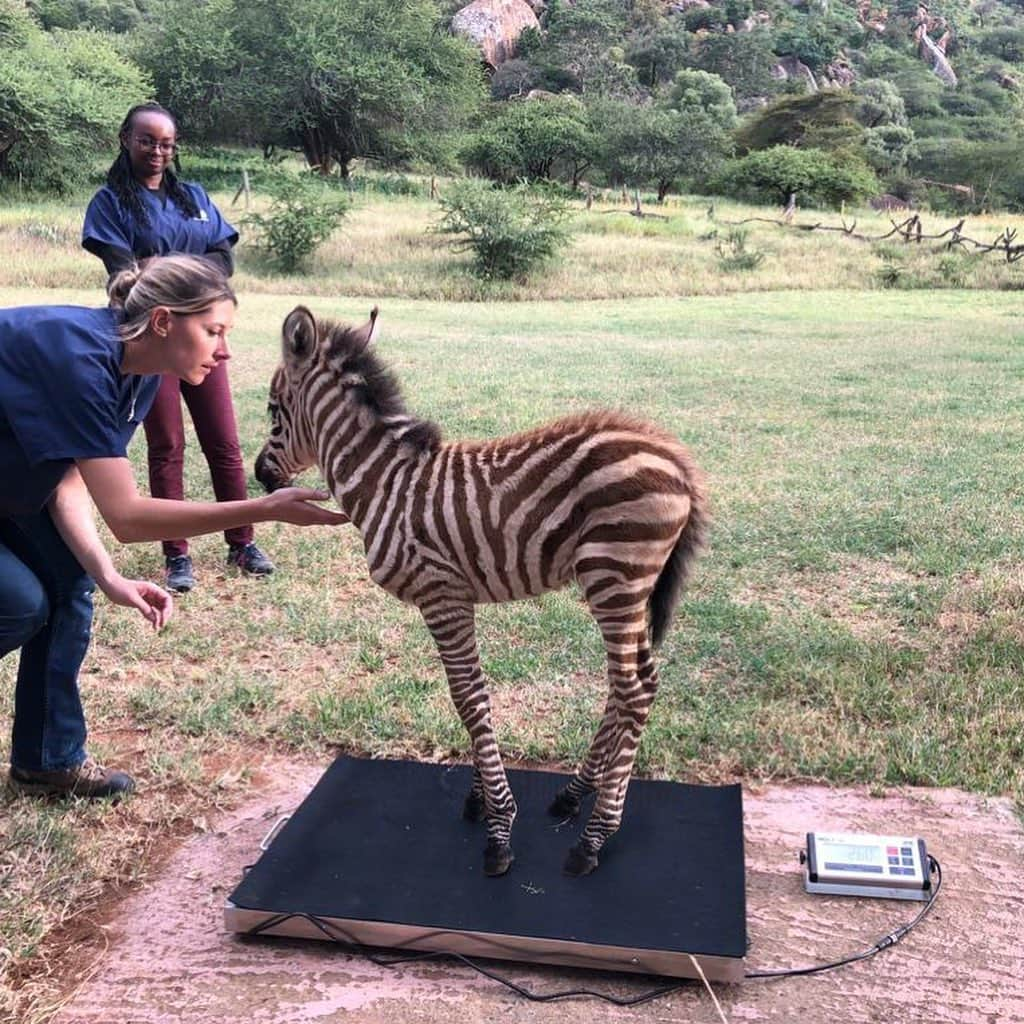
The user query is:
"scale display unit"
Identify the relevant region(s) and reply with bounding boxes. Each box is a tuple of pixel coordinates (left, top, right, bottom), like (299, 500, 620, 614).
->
(226, 756, 748, 982)
(803, 831, 931, 901)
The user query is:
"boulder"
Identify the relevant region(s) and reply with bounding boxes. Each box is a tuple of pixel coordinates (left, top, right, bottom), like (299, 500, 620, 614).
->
(822, 56, 856, 88)
(771, 55, 818, 93)
(452, 0, 541, 69)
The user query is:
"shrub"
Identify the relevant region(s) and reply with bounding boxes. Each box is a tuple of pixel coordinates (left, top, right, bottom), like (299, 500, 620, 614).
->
(434, 179, 573, 281)
(715, 227, 765, 272)
(346, 173, 431, 198)
(244, 174, 350, 272)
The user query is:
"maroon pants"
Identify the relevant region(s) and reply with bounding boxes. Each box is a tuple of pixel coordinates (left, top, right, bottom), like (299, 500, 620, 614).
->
(143, 362, 253, 558)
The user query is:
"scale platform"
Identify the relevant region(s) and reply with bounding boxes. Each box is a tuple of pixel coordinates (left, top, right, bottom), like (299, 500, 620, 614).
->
(225, 756, 747, 982)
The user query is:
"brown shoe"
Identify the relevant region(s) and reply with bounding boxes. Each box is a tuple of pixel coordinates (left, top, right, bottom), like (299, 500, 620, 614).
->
(8, 756, 135, 800)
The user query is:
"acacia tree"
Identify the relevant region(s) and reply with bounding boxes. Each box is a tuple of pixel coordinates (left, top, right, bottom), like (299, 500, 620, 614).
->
(138, 0, 485, 175)
(595, 70, 737, 201)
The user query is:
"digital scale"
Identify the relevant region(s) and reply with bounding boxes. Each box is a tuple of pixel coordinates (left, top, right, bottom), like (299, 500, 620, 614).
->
(225, 756, 748, 982)
(802, 831, 932, 901)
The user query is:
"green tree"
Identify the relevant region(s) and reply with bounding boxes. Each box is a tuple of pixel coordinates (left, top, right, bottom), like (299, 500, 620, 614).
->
(524, 0, 637, 96)
(863, 123, 918, 174)
(979, 26, 1024, 62)
(625, 21, 690, 88)
(773, 9, 864, 71)
(685, 27, 777, 102)
(0, 1, 149, 191)
(27, 0, 146, 32)
(462, 95, 596, 187)
(853, 79, 909, 129)
(137, 0, 486, 176)
(735, 91, 864, 154)
(595, 70, 737, 201)
(714, 145, 878, 207)
(244, 172, 349, 271)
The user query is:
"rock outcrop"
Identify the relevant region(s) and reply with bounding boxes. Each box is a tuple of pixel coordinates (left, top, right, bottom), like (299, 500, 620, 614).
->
(914, 3, 958, 87)
(771, 55, 818, 93)
(452, 0, 541, 69)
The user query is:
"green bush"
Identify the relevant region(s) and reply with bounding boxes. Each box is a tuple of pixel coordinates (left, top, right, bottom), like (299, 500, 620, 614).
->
(715, 227, 765, 272)
(346, 173, 431, 197)
(0, 10, 149, 193)
(434, 179, 573, 281)
(243, 174, 350, 272)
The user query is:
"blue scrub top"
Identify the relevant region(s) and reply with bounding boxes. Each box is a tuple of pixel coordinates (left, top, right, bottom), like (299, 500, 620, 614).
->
(82, 181, 238, 260)
(0, 305, 160, 517)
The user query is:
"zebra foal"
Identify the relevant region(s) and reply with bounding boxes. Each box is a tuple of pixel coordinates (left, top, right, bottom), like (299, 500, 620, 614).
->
(255, 306, 708, 878)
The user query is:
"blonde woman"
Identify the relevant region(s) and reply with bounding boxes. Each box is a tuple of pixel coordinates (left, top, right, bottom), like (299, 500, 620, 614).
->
(0, 256, 345, 799)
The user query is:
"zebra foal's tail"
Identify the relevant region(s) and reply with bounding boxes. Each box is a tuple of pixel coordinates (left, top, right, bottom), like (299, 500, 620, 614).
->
(648, 467, 709, 648)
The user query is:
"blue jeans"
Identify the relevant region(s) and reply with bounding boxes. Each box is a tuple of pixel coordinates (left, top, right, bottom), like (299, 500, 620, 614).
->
(0, 509, 95, 772)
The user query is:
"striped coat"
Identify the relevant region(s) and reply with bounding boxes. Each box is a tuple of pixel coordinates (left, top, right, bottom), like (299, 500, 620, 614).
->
(256, 306, 708, 877)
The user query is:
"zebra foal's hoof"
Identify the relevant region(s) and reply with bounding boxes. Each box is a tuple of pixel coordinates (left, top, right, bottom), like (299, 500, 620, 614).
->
(548, 789, 581, 818)
(462, 791, 486, 822)
(484, 839, 515, 876)
(563, 842, 599, 877)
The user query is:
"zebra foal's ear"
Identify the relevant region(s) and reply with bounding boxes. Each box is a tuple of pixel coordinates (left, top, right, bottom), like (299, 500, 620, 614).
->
(282, 305, 317, 363)
(347, 306, 380, 353)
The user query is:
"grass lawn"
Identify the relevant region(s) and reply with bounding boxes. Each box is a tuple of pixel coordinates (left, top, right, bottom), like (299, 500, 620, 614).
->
(1, 190, 1024, 1021)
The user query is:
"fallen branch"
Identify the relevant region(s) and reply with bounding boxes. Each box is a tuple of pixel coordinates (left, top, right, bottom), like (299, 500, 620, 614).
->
(715, 212, 1024, 262)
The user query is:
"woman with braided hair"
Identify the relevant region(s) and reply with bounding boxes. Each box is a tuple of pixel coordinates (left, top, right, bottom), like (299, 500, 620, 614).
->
(82, 102, 273, 593)
(0, 256, 346, 799)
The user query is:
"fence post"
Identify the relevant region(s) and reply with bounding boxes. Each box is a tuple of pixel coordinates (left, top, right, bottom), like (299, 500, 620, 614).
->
(233, 168, 252, 209)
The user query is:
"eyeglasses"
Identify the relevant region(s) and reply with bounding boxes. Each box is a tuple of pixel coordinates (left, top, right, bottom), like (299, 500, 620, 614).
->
(132, 135, 178, 155)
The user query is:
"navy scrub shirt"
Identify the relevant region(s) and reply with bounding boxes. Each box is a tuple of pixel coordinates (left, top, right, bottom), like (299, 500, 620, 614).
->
(82, 181, 238, 262)
(0, 305, 160, 517)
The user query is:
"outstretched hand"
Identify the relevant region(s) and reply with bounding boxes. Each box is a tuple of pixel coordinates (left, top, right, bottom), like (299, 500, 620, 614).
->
(262, 487, 349, 527)
(101, 576, 173, 630)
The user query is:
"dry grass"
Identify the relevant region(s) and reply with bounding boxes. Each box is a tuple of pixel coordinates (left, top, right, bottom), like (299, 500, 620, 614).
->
(2, 186, 1023, 300)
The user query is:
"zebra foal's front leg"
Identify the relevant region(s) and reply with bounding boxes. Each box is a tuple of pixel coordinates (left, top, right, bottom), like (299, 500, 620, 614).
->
(422, 603, 517, 876)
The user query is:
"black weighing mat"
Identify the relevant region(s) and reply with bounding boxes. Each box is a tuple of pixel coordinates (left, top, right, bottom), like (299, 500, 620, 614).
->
(226, 756, 746, 981)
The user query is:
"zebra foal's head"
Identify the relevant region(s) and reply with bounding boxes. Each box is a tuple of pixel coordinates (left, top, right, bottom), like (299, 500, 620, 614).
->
(254, 303, 380, 492)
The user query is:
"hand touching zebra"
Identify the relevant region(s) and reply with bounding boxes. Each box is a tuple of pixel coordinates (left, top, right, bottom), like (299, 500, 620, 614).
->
(255, 306, 708, 878)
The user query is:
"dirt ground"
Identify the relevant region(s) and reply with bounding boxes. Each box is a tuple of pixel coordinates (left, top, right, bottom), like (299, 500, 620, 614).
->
(49, 762, 1024, 1024)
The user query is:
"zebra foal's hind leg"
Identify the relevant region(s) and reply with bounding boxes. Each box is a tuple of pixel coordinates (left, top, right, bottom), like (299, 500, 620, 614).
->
(463, 767, 486, 822)
(548, 693, 617, 819)
(422, 603, 517, 876)
(564, 617, 659, 878)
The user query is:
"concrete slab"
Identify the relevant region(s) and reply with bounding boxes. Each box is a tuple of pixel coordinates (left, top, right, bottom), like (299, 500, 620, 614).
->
(52, 764, 1024, 1024)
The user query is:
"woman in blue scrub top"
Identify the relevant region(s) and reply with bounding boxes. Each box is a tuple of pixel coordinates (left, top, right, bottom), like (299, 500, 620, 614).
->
(83, 102, 273, 595)
(0, 256, 346, 800)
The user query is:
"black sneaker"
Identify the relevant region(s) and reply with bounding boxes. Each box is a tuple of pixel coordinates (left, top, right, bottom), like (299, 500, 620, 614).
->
(9, 756, 135, 801)
(165, 554, 195, 593)
(227, 542, 275, 577)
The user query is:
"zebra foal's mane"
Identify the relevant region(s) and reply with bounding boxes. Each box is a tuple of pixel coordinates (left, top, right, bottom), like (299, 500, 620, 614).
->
(315, 316, 443, 453)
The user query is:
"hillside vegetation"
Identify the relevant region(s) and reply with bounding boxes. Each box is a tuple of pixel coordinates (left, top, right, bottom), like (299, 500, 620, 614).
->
(3, 0, 1024, 213)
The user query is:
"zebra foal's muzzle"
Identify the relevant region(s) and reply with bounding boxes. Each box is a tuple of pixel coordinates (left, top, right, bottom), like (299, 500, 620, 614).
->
(254, 447, 292, 493)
